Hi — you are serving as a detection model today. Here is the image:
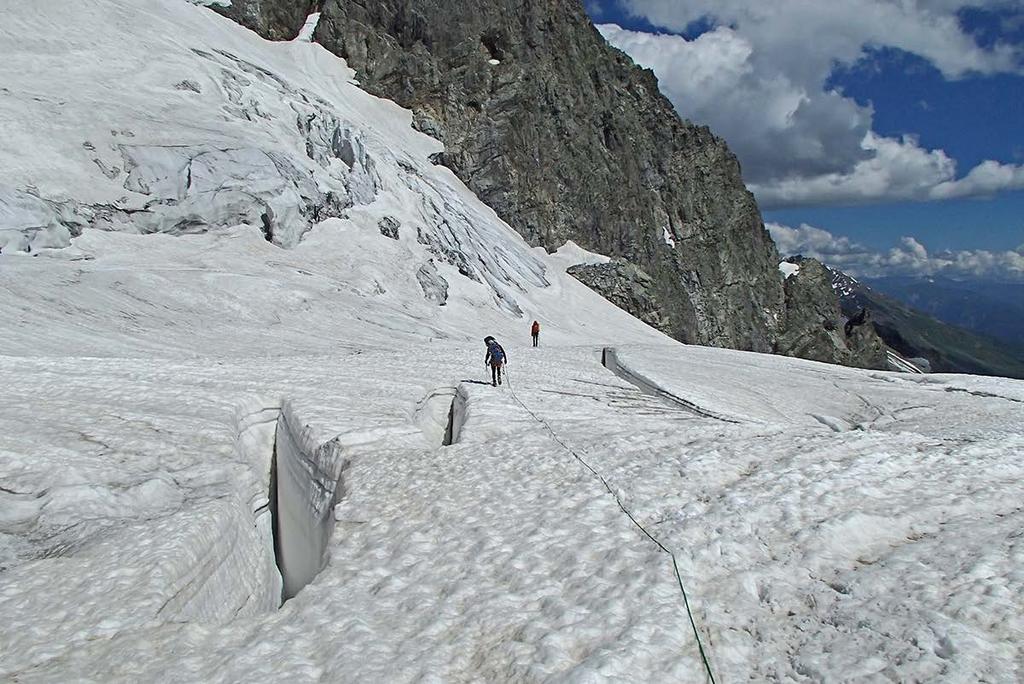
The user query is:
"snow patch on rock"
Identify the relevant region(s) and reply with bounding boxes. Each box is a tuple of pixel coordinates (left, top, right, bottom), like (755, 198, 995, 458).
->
(295, 12, 321, 42)
(551, 240, 612, 268)
(662, 226, 676, 249)
(779, 260, 800, 279)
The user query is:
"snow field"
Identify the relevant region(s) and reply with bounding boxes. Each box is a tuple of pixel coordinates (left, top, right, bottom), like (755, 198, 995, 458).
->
(603, 347, 1024, 679)
(2, 337, 1022, 680)
(0, 0, 1021, 680)
(0, 350, 705, 680)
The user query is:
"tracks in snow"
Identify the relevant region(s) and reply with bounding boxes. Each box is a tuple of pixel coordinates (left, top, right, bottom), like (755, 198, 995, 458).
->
(503, 359, 721, 682)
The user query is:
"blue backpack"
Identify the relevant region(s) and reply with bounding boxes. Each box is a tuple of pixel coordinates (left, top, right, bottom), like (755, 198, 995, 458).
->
(488, 342, 505, 363)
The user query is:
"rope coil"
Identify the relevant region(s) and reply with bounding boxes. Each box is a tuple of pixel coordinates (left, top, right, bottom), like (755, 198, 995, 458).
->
(503, 369, 718, 684)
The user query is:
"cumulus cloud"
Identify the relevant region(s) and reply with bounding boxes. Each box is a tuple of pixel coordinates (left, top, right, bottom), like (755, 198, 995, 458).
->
(585, 1, 607, 19)
(620, 0, 1021, 80)
(931, 159, 1024, 199)
(597, 25, 871, 184)
(598, 1, 1024, 207)
(768, 221, 1024, 280)
(750, 133, 1024, 206)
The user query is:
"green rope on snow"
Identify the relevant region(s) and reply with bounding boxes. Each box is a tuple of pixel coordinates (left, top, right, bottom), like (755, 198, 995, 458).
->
(503, 369, 718, 684)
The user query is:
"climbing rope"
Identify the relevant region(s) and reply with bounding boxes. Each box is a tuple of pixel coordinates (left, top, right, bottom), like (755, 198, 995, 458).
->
(503, 367, 718, 684)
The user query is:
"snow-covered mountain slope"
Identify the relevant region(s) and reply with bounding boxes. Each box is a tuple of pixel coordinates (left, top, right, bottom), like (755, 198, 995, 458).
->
(0, 0, 631, 339)
(1, 1, 1023, 682)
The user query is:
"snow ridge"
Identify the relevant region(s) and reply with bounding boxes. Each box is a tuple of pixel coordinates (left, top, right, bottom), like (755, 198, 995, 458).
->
(602, 347, 741, 423)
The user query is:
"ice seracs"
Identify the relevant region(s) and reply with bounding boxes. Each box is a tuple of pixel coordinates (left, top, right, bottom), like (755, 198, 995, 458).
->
(0, 0, 546, 315)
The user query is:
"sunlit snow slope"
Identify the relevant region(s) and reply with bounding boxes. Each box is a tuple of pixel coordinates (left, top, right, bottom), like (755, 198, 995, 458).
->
(1, 1, 1022, 682)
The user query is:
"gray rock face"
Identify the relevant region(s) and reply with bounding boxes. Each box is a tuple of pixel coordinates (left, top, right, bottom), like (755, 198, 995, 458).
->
(775, 258, 886, 369)
(200, 0, 316, 41)
(378, 216, 400, 239)
(844, 308, 887, 369)
(205, 0, 869, 368)
(306, 0, 783, 349)
(567, 261, 671, 333)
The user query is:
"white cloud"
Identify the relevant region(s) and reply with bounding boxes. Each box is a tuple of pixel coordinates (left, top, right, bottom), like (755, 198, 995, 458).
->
(750, 133, 1024, 207)
(598, 1, 1024, 206)
(768, 221, 1024, 280)
(585, 1, 607, 19)
(621, 0, 1021, 80)
(598, 24, 872, 185)
(931, 159, 1024, 199)
(769, 223, 864, 260)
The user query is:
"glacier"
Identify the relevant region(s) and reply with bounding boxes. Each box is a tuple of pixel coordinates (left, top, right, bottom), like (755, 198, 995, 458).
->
(0, 0, 1022, 681)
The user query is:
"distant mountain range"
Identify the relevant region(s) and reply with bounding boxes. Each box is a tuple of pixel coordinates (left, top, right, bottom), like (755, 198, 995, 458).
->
(824, 268, 1024, 380)
(863, 276, 1024, 349)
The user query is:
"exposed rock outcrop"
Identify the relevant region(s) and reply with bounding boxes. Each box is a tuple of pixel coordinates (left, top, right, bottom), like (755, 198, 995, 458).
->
(377, 216, 400, 239)
(201, 0, 317, 41)
(303, 0, 783, 349)
(202, 0, 871, 368)
(775, 258, 886, 369)
(567, 261, 670, 333)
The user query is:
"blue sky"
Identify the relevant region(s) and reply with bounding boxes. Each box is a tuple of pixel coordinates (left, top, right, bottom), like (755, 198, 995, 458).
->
(587, 1, 1024, 280)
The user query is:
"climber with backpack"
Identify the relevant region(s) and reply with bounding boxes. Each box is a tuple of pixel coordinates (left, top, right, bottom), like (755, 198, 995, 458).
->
(484, 336, 507, 386)
(530, 320, 540, 347)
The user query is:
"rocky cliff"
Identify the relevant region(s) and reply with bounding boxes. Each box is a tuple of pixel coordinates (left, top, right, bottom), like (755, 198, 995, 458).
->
(826, 264, 1024, 378)
(204, 0, 315, 40)
(566, 260, 671, 334)
(775, 258, 887, 369)
(210, 0, 868, 360)
(308, 0, 784, 349)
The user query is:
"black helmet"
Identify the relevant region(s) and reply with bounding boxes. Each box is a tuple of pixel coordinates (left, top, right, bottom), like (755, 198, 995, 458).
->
(484, 336, 495, 344)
